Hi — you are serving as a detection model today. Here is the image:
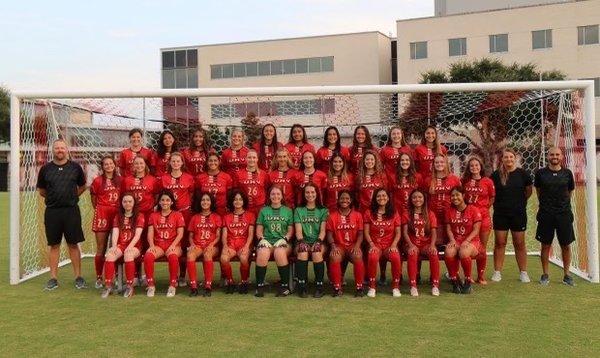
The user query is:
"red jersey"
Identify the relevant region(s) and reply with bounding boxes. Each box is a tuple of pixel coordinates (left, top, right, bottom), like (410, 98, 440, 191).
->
(233, 169, 271, 210)
(323, 173, 355, 212)
(284, 142, 316, 169)
(326, 210, 364, 249)
(223, 211, 256, 245)
(364, 210, 401, 248)
(357, 173, 388, 212)
(158, 173, 195, 211)
(445, 205, 482, 244)
(148, 211, 185, 246)
(391, 173, 424, 215)
(428, 174, 461, 216)
(462, 177, 495, 217)
(291, 169, 328, 206)
(269, 169, 297, 208)
(187, 212, 222, 247)
(118, 147, 156, 177)
(90, 175, 120, 208)
(402, 210, 437, 247)
(195, 171, 233, 216)
(252, 141, 283, 171)
(348, 145, 378, 175)
(112, 213, 145, 248)
(181, 147, 212, 176)
(379, 145, 412, 183)
(221, 146, 250, 176)
(413, 144, 448, 180)
(154, 152, 172, 178)
(120, 174, 160, 213)
(315, 146, 350, 172)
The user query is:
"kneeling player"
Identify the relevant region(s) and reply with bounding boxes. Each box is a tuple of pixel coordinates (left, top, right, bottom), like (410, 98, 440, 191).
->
(326, 190, 365, 297)
(187, 192, 222, 297)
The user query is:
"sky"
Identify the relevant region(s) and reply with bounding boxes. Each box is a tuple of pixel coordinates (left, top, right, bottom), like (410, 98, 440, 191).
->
(0, 0, 433, 92)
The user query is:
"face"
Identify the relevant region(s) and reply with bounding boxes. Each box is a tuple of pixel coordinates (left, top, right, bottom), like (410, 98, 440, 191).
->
(270, 188, 283, 205)
(548, 148, 562, 165)
(304, 186, 317, 203)
(424, 128, 436, 143)
(133, 157, 146, 174)
(277, 151, 289, 167)
(246, 151, 258, 167)
(233, 194, 244, 209)
(450, 190, 464, 206)
(102, 158, 116, 174)
(207, 156, 219, 171)
(231, 131, 243, 147)
(292, 127, 304, 142)
(375, 190, 389, 207)
(338, 192, 351, 209)
(52, 141, 68, 161)
(200, 195, 212, 211)
(326, 129, 338, 145)
(159, 195, 173, 210)
(502, 151, 516, 168)
(332, 156, 344, 172)
(302, 152, 315, 169)
(263, 126, 275, 141)
(469, 159, 481, 176)
(364, 153, 376, 169)
(122, 195, 135, 212)
(400, 154, 411, 170)
(162, 133, 175, 148)
(355, 128, 366, 144)
(433, 156, 446, 172)
(390, 128, 403, 144)
(130, 132, 142, 147)
(411, 191, 424, 208)
(192, 131, 204, 147)
(170, 154, 183, 171)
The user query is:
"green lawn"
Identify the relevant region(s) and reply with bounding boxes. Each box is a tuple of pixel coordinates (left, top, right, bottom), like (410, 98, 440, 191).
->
(0, 192, 599, 356)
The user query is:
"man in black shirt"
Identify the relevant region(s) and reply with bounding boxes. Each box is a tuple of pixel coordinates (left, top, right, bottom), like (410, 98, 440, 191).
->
(534, 147, 576, 286)
(36, 139, 87, 290)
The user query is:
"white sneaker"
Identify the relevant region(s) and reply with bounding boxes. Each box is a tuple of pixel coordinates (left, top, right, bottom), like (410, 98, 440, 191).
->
(491, 271, 502, 282)
(95, 279, 103, 289)
(431, 286, 440, 296)
(146, 286, 155, 297)
(366, 288, 376, 298)
(519, 271, 531, 283)
(409, 287, 418, 297)
(166, 286, 176, 297)
(392, 288, 401, 297)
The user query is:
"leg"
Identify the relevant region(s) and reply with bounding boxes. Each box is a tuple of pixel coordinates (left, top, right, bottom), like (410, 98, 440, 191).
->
(350, 250, 365, 290)
(407, 250, 419, 288)
(144, 246, 165, 287)
(103, 247, 123, 287)
(311, 245, 326, 287)
(540, 244, 552, 276)
(255, 247, 272, 288)
(274, 246, 291, 291)
(444, 245, 459, 280)
(166, 246, 182, 288)
(459, 243, 478, 283)
(123, 247, 141, 286)
(329, 247, 344, 291)
(476, 228, 491, 282)
(511, 231, 528, 272)
(202, 247, 218, 290)
(238, 248, 251, 284)
(295, 247, 309, 291)
(220, 247, 237, 284)
(94, 231, 109, 281)
(67, 243, 82, 278)
(387, 250, 401, 290)
(560, 245, 571, 277)
(48, 244, 61, 280)
(493, 230, 508, 272)
(424, 246, 440, 288)
(187, 246, 204, 289)
(367, 248, 381, 289)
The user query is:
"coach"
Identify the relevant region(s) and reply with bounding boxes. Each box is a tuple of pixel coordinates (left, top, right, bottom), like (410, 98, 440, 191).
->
(535, 147, 576, 286)
(36, 139, 87, 290)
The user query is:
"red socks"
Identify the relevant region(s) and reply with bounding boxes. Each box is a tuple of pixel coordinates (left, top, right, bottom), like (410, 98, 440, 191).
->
(103, 260, 115, 287)
(221, 261, 233, 283)
(460, 256, 473, 283)
(444, 255, 460, 280)
(125, 261, 136, 285)
(330, 261, 342, 289)
(352, 259, 365, 290)
(476, 252, 487, 279)
(389, 251, 401, 289)
(144, 253, 180, 287)
(429, 253, 440, 287)
(167, 254, 179, 287)
(94, 254, 105, 279)
(367, 252, 380, 289)
(203, 260, 214, 289)
(187, 260, 198, 289)
(143, 252, 156, 286)
(240, 261, 250, 283)
(407, 252, 419, 287)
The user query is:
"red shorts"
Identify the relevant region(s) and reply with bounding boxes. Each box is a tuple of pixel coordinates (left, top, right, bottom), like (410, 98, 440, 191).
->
(227, 239, 247, 252)
(481, 215, 492, 232)
(409, 238, 433, 249)
(92, 205, 118, 232)
(457, 239, 481, 253)
(117, 240, 142, 252)
(154, 240, 176, 252)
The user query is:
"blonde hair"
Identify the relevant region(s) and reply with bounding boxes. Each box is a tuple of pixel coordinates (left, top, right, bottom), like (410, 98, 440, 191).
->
(271, 148, 295, 171)
(358, 150, 384, 185)
(429, 154, 450, 194)
(499, 148, 518, 186)
(167, 151, 186, 174)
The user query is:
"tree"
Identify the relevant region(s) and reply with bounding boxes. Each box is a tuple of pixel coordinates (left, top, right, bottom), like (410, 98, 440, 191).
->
(241, 112, 261, 147)
(400, 58, 567, 174)
(0, 86, 9, 144)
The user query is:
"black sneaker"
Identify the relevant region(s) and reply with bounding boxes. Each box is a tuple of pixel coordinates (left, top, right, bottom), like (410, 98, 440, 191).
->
(297, 285, 308, 298)
(203, 287, 212, 297)
(451, 279, 462, 294)
(225, 284, 235, 294)
(239, 282, 249, 294)
(540, 274, 550, 286)
(332, 288, 342, 297)
(563, 275, 575, 287)
(276, 285, 290, 297)
(416, 273, 422, 285)
(74, 276, 87, 289)
(378, 276, 387, 286)
(354, 288, 365, 298)
(189, 288, 199, 297)
(45, 278, 59, 291)
(461, 281, 472, 294)
(254, 285, 265, 298)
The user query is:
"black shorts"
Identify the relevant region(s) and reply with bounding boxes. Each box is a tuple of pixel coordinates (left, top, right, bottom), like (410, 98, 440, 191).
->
(493, 211, 527, 232)
(535, 211, 575, 246)
(44, 206, 85, 246)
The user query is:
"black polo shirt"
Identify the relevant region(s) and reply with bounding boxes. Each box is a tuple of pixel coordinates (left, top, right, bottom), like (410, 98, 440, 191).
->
(491, 168, 533, 215)
(36, 160, 86, 208)
(534, 167, 575, 214)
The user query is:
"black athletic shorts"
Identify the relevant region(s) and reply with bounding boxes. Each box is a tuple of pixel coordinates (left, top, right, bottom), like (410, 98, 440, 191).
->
(535, 211, 575, 246)
(44, 206, 85, 246)
(493, 211, 527, 232)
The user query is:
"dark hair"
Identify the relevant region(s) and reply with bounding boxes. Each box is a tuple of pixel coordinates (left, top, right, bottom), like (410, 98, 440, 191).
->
(190, 127, 211, 153)
(100, 155, 121, 188)
(156, 189, 177, 211)
(336, 189, 356, 209)
(132, 155, 149, 175)
(351, 125, 374, 155)
(299, 150, 316, 171)
(369, 188, 395, 219)
(192, 190, 216, 213)
(327, 153, 350, 181)
(450, 185, 466, 199)
(421, 125, 443, 154)
(128, 128, 143, 138)
(205, 152, 221, 171)
(157, 130, 178, 157)
(462, 156, 485, 183)
(395, 153, 417, 186)
(226, 188, 249, 212)
(288, 124, 307, 145)
(258, 124, 279, 168)
(119, 192, 139, 229)
(300, 183, 323, 208)
(322, 126, 342, 152)
(407, 189, 431, 236)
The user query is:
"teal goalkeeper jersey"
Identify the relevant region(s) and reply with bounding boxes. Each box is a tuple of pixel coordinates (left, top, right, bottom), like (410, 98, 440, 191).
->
(293, 206, 329, 244)
(257, 205, 294, 244)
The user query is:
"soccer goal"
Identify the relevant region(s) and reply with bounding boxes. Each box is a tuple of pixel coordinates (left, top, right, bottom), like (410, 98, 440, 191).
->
(9, 81, 598, 284)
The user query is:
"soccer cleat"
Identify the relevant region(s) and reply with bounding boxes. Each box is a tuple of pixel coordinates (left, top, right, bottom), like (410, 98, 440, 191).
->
(519, 271, 531, 283)
(451, 279, 462, 294)
(45, 278, 59, 291)
(461, 281, 472, 294)
(417, 273, 422, 285)
(254, 286, 265, 298)
(409, 286, 418, 297)
(491, 271, 502, 282)
(189, 288, 199, 297)
(562, 275, 575, 287)
(366, 288, 376, 298)
(177, 277, 187, 287)
(431, 286, 440, 296)
(393, 288, 402, 297)
(225, 284, 235, 294)
(276, 286, 290, 297)
(332, 288, 342, 297)
(314, 285, 324, 298)
(354, 288, 365, 298)
(123, 285, 134, 298)
(101, 286, 112, 298)
(74, 276, 87, 289)
(146, 286, 155, 297)
(476, 276, 488, 285)
(238, 282, 249, 294)
(539, 274, 550, 286)
(166, 286, 177, 297)
(297, 286, 308, 298)
(95, 278, 103, 289)
(378, 276, 387, 286)
(203, 287, 212, 297)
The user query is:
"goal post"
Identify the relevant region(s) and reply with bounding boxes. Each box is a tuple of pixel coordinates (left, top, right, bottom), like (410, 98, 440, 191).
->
(9, 81, 598, 284)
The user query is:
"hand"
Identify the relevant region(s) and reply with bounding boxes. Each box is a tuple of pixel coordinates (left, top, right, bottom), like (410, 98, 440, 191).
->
(330, 244, 340, 256)
(369, 244, 380, 254)
(166, 246, 177, 255)
(407, 243, 418, 256)
(428, 244, 437, 256)
(351, 244, 361, 256)
(297, 241, 310, 253)
(311, 241, 322, 253)
(240, 245, 250, 256)
(388, 245, 398, 253)
(446, 240, 457, 250)
(189, 244, 196, 252)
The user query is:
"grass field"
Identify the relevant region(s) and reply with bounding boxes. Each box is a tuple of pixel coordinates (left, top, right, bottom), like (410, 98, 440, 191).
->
(1, 192, 599, 356)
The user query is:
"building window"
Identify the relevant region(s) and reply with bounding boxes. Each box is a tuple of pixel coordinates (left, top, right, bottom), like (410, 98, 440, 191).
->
(161, 49, 198, 88)
(448, 38, 467, 57)
(210, 56, 334, 79)
(222, 64, 234, 78)
(532, 29, 552, 49)
(321, 56, 334, 71)
(578, 25, 599, 45)
(246, 62, 258, 77)
(489, 34, 508, 53)
(581, 78, 600, 97)
(210, 65, 222, 80)
(410, 41, 427, 59)
(258, 61, 270, 76)
(211, 98, 335, 119)
(233, 63, 246, 78)
(162, 69, 175, 89)
(308, 58, 321, 72)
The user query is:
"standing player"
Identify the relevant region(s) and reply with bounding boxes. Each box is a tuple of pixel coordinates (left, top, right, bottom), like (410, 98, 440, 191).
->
(255, 186, 295, 297)
(444, 186, 482, 294)
(154, 130, 178, 177)
(327, 190, 365, 297)
(315, 126, 350, 172)
(348, 125, 377, 175)
(294, 184, 329, 298)
(120, 156, 160, 230)
(195, 153, 233, 216)
(221, 128, 249, 177)
(186, 192, 222, 297)
(428, 154, 461, 244)
(220, 189, 255, 294)
(324, 154, 355, 213)
(269, 148, 297, 209)
(414, 126, 448, 183)
(182, 128, 213, 176)
(291, 150, 327, 206)
(144, 190, 185, 297)
(402, 189, 440, 297)
(101, 193, 144, 298)
(90, 155, 121, 289)
(253, 123, 283, 171)
(233, 150, 271, 216)
(356, 150, 387, 212)
(491, 149, 532, 283)
(392, 153, 424, 216)
(284, 124, 315, 169)
(534, 147, 576, 286)
(364, 189, 402, 298)
(462, 157, 495, 284)
(380, 126, 412, 184)
(118, 128, 156, 176)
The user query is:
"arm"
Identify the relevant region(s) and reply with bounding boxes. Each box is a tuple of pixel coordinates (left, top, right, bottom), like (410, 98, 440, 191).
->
(169, 227, 185, 249)
(389, 226, 401, 252)
(77, 185, 87, 196)
(38, 188, 47, 198)
(353, 230, 364, 255)
(402, 224, 417, 255)
(294, 223, 304, 241)
(525, 185, 533, 200)
(221, 226, 228, 247)
(244, 225, 255, 249)
(363, 223, 375, 248)
(255, 224, 264, 241)
(110, 227, 119, 248)
(318, 221, 327, 242)
(464, 222, 481, 244)
(128, 227, 144, 250)
(284, 225, 294, 242)
(147, 226, 155, 248)
(446, 224, 456, 247)
(90, 192, 97, 208)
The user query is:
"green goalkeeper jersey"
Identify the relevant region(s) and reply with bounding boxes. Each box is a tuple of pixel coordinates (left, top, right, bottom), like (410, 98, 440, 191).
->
(257, 205, 294, 244)
(293, 206, 329, 244)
